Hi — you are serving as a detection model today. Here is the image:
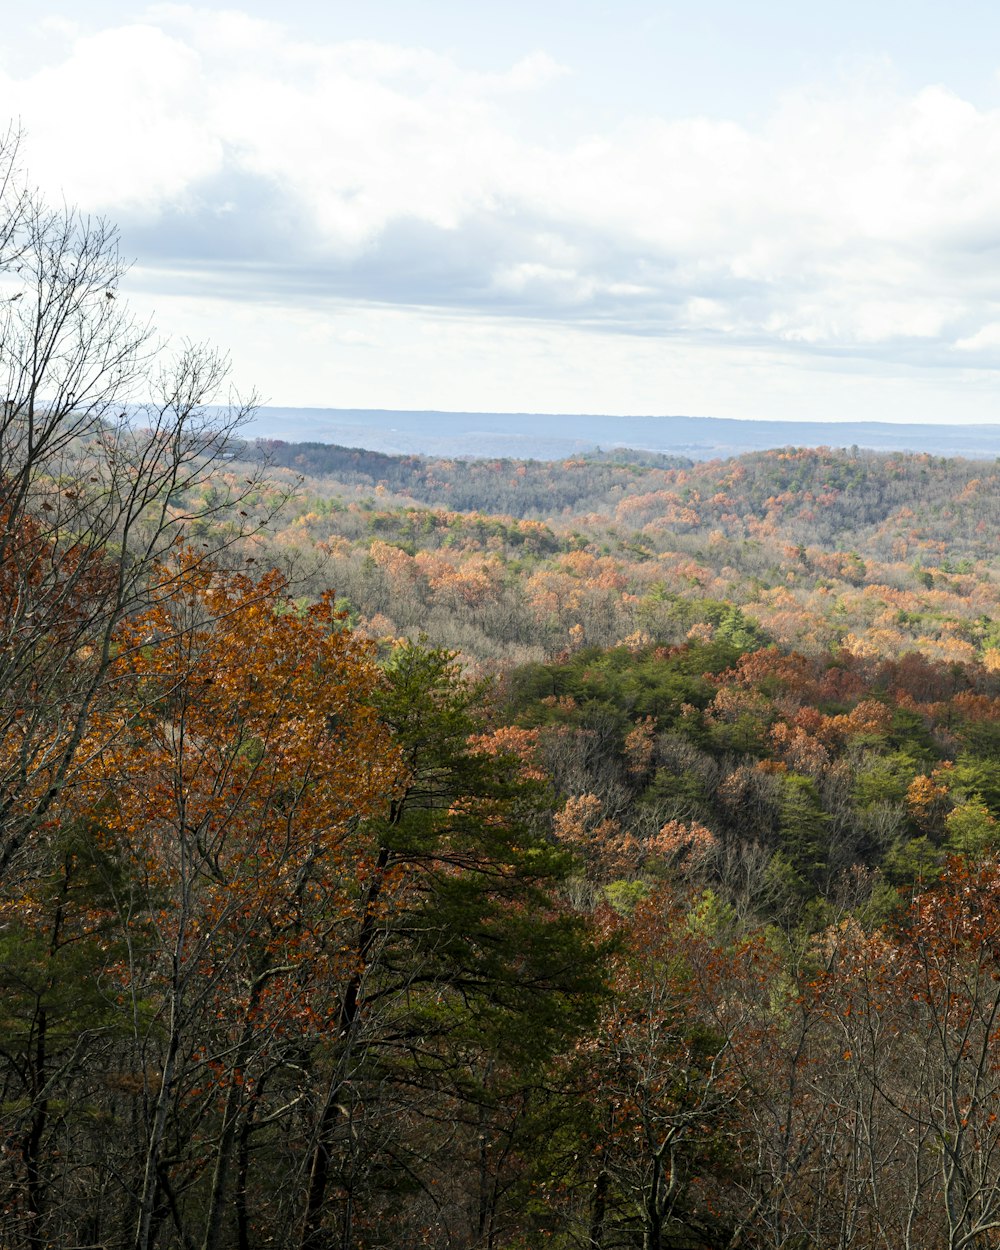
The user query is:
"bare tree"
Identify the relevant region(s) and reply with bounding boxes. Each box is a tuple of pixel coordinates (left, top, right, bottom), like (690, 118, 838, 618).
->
(0, 127, 269, 878)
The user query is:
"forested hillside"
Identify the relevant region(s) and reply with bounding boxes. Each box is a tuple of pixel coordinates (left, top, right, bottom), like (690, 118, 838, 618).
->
(218, 440, 1000, 672)
(7, 147, 1000, 1248)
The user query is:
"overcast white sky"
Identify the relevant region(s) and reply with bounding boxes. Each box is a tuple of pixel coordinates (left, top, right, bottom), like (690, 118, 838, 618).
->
(5, 1, 1000, 421)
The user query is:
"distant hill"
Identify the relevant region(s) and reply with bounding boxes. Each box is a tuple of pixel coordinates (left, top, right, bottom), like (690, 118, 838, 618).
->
(240, 406, 1000, 460)
(221, 440, 1000, 672)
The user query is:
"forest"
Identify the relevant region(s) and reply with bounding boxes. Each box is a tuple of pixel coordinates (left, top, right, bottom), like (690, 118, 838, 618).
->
(6, 139, 1000, 1250)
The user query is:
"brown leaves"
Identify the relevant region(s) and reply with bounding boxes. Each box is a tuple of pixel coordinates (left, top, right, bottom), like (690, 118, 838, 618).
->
(76, 552, 405, 1008)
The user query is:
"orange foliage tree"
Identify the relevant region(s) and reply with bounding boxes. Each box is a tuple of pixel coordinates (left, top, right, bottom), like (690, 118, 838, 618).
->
(79, 556, 400, 1250)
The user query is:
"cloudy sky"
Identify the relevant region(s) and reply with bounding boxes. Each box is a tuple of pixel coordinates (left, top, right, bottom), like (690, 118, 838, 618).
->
(5, 1, 1000, 422)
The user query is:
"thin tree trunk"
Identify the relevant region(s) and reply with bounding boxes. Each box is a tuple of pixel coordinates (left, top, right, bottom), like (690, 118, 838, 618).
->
(200, 1063, 246, 1250)
(23, 1007, 47, 1250)
(300, 843, 391, 1250)
(643, 1153, 663, 1250)
(301, 1095, 348, 1250)
(235, 1107, 254, 1250)
(134, 975, 181, 1250)
(588, 1168, 608, 1250)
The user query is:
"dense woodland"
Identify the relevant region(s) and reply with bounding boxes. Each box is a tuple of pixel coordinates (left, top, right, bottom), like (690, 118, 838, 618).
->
(7, 135, 1000, 1250)
(227, 437, 1000, 672)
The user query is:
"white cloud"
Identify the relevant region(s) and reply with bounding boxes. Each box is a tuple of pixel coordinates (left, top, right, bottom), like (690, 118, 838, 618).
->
(34, 15, 80, 40)
(121, 281, 1000, 423)
(0, 22, 221, 215)
(6, 5, 1000, 412)
(483, 51, 569, 93)
(956, 324, 1000, 351)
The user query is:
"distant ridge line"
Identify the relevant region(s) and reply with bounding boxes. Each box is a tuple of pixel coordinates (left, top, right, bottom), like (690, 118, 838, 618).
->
(239, 406, 1000, 461)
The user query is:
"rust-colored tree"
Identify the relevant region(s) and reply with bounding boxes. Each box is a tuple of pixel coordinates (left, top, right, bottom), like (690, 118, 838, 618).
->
(76, 557, 400, 1250)
(550, 887, 764, 1250)
(822, 860, 1000, 1250)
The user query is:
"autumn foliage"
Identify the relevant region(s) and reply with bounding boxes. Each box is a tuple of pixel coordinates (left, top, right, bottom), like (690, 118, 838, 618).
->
(9, 430, 1000, 1248)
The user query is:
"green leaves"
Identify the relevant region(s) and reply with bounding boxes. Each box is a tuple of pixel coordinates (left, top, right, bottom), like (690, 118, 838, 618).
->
(366, 638, 604, 1069)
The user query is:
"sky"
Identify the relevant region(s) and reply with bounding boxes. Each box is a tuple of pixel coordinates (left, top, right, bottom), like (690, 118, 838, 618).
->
(4, 1, 1000, 422)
